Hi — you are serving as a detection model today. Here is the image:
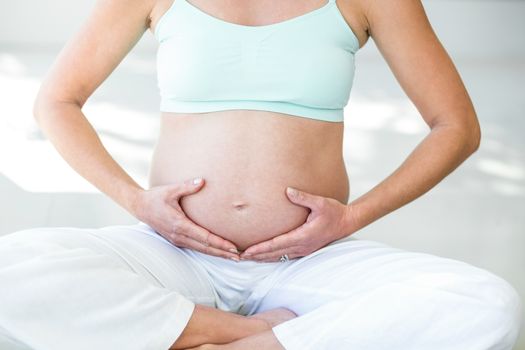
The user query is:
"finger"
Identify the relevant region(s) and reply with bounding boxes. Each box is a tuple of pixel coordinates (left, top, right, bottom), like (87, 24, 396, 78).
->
(170, 233, 240, 261)
(168, 177, 206, 202)
(175, 217, 239, 253)
(241, 228, 304, 257)
(247, 248, 302, 263)
(286, 187, 323, 210)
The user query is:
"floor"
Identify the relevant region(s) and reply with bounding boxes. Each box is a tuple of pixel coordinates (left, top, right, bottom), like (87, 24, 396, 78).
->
(1, 47, 524, 349)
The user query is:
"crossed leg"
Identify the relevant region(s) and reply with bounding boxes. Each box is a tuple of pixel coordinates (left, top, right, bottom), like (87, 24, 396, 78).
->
(0, 225, 275, 350)
(0, 227, 521, 350)
(188, 238, 523, 350)
(0, 225, 302, 350)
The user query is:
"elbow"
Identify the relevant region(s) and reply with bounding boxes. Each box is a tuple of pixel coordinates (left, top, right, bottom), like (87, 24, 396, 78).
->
(32, 87, 82, 125)
(431, 111, 482, 156)
(32, 87, 60, 122)
(32, 84, 85, 122)
(33, 87, 54, 122)
(434, 108, 482, 154)
(470, 128, 481, 154)
(466, 115, 482, 154)
(32, 93, 46, 122)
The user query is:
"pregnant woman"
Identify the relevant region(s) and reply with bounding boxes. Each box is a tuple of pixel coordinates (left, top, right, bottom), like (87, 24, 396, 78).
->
(0, 0, 522, 349)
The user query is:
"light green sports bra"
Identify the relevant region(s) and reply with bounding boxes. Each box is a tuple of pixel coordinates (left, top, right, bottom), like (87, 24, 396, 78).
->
(154, 0, 360, 122)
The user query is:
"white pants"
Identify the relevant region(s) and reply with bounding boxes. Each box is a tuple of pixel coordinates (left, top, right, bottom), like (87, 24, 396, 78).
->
(0, 222, 522, 350)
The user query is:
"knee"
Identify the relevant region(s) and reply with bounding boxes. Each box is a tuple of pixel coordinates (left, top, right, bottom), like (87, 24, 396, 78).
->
(473, 270, 523, 347)
(404, 264, 522, 348)
(494, 279, 522, 344)
(1, 227, 79, 246)
(0, 227, 82, 264)
(0, 228, 67, 267)
(2, 227, 57, 241)
(0, 228, 48, 248)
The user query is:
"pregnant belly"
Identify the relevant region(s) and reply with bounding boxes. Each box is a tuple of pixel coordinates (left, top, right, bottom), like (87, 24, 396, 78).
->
(148, 110, 350, 251)
(180, 177, 318, 251)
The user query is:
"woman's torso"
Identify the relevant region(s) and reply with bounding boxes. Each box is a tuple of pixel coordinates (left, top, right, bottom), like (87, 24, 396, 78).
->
(149, 111, 349, 251)
(147, 0, 369, 251)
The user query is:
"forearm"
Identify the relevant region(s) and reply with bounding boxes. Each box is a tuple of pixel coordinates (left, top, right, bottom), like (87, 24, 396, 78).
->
(344, 124, 480, 234)
(171, 304, 268, 349)
(33, 100, 143, 216)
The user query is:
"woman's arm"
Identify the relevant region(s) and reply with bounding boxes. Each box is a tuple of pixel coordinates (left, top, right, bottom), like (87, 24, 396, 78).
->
(343, 0, 481, 233)
(32, 0, 240, 258)
(33, 0, 155, 214)
(234, 0, 483, 262)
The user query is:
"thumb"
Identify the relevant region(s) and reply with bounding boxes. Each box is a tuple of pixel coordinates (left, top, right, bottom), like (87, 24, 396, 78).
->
(173, 177, 205, 198)
(286, 187, 319, 209)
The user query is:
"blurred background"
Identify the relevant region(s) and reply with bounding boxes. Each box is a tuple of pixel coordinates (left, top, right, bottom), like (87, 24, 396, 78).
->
(0, 0, 524, 348)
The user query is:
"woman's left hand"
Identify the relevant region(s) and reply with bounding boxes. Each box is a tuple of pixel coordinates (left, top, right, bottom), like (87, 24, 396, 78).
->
(240, 187, 357, 262)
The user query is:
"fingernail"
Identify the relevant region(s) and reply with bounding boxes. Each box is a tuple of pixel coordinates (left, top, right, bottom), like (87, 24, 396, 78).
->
(229, 256, 240, 262)
(193, 178, 203, 185)
(287, 187, 297, 197)
(229, 248, 239, 253)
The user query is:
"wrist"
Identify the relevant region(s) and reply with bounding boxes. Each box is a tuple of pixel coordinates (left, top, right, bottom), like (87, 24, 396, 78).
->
(340, 203, 361, 237)
(125, 186, 145, 219)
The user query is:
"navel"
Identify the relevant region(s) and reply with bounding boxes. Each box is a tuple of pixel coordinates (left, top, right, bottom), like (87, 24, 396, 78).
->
(232, 201, 249, 211)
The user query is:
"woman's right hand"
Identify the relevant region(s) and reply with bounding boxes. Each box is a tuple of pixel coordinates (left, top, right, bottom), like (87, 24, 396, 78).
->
(133, 177, 240, 261)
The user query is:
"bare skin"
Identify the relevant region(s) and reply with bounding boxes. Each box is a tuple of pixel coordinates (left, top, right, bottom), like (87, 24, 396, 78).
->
(32, 0, 480, 348)
(185, 331, 285, 350)
(170, 305, 296, 349)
